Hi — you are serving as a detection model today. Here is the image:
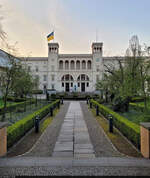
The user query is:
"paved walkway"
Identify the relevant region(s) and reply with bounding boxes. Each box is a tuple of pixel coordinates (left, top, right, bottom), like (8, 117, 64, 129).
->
(1, 101, 150, 176)
(22, 102, 70, 157)
(52, 101, 95, 158)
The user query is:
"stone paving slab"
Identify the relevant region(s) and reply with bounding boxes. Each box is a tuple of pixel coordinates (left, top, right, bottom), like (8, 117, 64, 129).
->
(52, 101, 95, 158)
(80, 101, 122, 157)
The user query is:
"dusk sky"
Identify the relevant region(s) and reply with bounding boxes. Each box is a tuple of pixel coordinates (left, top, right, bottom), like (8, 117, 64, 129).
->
(1, 0, 150, 57)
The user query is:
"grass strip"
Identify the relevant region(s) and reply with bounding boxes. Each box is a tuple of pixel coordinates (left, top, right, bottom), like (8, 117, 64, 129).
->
(90, 107, 142, 158)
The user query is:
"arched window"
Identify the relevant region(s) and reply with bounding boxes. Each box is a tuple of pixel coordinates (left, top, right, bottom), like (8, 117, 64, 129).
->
(70, 60, 75, 70)
(77, 74, 89, 81)
(87, 60, 92, 69)
(65, 60, 69, 70)
(82, 60, 86, 69)
(61, 74, 74, 81)
(59, 60, 63, 69)
(76, 60, 80, 70)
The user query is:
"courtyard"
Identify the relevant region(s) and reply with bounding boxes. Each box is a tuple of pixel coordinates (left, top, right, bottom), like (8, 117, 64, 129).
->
(0, 100, 150, 176)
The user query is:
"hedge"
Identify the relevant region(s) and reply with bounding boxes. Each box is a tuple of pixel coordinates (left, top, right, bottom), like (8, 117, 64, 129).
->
(32, 90, 43, 94)
(7, 99, 60, 148)
(6, 96, 26, 102)
(131, 96, 145, 102)
(129, 102, 144, 112)
(90, 99, 140, 149)
(0, 99, 35, 114)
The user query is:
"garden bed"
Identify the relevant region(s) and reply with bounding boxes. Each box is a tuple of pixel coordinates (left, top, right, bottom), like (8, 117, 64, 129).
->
(7, 99, 60, 148)
(90, 99, 140, 149)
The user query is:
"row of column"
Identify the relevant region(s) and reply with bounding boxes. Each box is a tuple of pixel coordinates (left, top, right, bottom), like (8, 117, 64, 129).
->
(59, 61, 92, 70)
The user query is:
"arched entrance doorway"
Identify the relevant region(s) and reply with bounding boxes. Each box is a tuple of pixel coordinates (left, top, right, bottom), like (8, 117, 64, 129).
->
(77, 74, 89, 92)
(61, 74, 74, 92)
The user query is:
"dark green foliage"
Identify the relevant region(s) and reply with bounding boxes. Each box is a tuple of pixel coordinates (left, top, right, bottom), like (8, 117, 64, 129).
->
(90, 99, 140, 149)
(131, 96, 145, 102)
(112, 96, 131, 112)
(5, 96, 26, 102)
(7, 99, 60, 148)
(32, 90, 43, 94)
(129, 102, 144, 112)
(0, 99, 35, 114)
(51, 94, 56, 100)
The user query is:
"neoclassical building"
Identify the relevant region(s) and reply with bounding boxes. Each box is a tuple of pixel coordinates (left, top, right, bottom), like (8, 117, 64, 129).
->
(21, 42, 121, 92)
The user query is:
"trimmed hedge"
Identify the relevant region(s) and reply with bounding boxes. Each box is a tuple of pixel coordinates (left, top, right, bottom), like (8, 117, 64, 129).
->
(7, 99, 60, 148)
(32, 90, 43, 94)
(6, 96, 26, 102)
(90, 99, 140, 149)
(131, 97, 145, 102)
(129, 102, 144, 112)
(0, 99, 35, 114)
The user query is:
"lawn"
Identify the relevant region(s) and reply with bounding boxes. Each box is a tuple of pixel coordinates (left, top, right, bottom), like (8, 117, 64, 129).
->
(104, 102, 150, 126)
(118, 108, 150, 125)
(0, 99, 49, 125)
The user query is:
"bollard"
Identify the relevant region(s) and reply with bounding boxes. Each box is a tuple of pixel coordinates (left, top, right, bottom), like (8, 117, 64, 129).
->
(96, 105, 99, 116)
(50, 107, 53, 116)
(86, 98, 89, 104)
(35, 115, 40, 133)
(90, 102, 92, 108)
(109, 115, 113, 133)
(61, 98, 64, 104)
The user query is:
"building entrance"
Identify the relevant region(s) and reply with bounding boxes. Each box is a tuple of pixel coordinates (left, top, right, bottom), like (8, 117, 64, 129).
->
(65, 83, 70, 92)
(81, 83, 85, 92)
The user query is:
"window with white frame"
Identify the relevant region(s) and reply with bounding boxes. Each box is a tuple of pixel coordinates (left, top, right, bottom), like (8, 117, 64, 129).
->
(35, 66, 38, 72)
(43, 75, 47, 81)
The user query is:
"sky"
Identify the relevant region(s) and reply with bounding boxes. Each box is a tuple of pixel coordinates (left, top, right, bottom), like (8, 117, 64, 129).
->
(0, 0, 150, 57)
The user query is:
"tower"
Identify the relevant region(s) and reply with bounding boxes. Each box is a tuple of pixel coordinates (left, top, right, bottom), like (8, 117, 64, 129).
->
(92, 42, 103, 90)
(48, 43, 59, 90)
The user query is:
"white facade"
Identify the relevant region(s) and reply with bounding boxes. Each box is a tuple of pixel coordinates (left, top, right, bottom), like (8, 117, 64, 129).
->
(21, 42, 123, 92)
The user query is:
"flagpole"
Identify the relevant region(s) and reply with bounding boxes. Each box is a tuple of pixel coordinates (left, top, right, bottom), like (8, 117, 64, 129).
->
(53, 30, 54, 43)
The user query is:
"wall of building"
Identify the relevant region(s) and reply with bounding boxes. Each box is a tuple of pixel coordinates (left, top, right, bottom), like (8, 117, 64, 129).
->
(21, 42, 124, 93)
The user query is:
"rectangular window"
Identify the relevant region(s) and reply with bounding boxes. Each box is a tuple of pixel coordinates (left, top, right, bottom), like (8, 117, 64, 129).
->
(87, 82, 89, 87)
(78, 83, 80, 87)
(51, 75, 55, 81)
(62, 82, 64, 87)
(35, 66, 38, 72)
(71, 83, 73, 87)
(43, 66, 47, 70)
(51, 84, 55, 89)
(43, 75, 47, 81)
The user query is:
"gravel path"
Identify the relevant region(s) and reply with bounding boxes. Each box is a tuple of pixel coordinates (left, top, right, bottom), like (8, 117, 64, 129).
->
(22, 101, 70, 157)
(80, 101, 123, 157)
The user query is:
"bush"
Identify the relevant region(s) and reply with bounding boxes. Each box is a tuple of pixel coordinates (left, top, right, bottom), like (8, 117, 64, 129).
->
(6, 96, 26, 102)
(129, 102, 144, 112)
(32, 90, 43, 94)
(90, 99, 140, 149)
(7, 99, 60, 148)
(0, 99, 35, 114)
(131, 96, 145, 102)
(51, 94, 56, 100)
